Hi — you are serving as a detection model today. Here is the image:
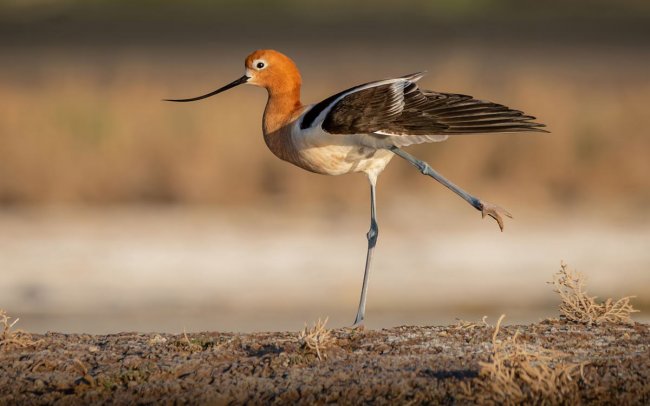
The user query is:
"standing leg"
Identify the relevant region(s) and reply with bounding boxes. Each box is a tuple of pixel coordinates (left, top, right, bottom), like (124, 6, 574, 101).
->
(390, 146, 512, 231)
(353, 175, 378, 327)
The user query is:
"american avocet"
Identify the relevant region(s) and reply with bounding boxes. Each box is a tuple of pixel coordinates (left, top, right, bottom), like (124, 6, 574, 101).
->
(166, 49, 547, 327)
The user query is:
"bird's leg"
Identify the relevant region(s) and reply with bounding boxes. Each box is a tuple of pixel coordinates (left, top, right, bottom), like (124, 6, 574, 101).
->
(352, 178, 379, 328)
(389, 146, 512, 231)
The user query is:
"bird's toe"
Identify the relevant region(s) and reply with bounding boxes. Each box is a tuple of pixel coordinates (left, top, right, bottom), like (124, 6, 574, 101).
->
(480, 201, 513, 232)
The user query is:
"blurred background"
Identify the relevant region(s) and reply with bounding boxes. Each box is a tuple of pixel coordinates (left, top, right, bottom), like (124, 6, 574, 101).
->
(1, 0, 649, 333)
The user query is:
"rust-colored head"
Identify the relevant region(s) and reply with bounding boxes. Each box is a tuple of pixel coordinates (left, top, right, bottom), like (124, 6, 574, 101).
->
(244, 49, 301, 95)
(164, 49, 301, 103)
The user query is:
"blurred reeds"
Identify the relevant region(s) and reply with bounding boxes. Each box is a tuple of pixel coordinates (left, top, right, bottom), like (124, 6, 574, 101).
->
(1, 47, 649, 210)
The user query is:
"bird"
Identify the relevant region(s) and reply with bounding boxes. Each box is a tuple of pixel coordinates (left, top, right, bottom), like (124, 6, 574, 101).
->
(165, 49, 547, 327)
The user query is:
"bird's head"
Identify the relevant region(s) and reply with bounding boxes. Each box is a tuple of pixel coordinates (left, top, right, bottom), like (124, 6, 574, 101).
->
(244, 49, 301, 93)
(164, 49, 301, 103)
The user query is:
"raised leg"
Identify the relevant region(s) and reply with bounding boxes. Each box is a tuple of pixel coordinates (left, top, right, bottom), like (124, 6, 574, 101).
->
(352, 176, 379, 327)
(390, 146, 512, 231)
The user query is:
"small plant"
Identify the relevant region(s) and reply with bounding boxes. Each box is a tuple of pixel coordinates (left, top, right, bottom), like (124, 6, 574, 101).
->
(148, 334, 168, 345)
(180, 329, 203, 352)
(298, 317, 334, 361)
(463, 315, 584, 404)
(170, 330, 216, 352)
(0, 309, 39, 350)
(551, 262, 638, 324)
(454, 315, 491, 331)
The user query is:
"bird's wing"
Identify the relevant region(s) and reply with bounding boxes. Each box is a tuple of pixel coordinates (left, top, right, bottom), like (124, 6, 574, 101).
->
(317, 76, 547, 148)
(299, 72, 424, 132)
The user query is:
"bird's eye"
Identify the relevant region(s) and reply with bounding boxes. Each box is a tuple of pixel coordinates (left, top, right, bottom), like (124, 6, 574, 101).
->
(256, 62, 265, 69)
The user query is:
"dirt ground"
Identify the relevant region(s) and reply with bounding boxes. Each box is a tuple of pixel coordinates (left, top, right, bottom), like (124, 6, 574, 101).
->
(1, 320, 648, 405)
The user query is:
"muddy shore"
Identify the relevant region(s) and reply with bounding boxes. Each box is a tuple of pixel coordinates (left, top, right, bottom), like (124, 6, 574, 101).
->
(1, 320, 648, 404)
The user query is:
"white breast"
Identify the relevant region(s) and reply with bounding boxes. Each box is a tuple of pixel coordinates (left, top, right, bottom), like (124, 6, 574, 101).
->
(290, 121, 394, 177)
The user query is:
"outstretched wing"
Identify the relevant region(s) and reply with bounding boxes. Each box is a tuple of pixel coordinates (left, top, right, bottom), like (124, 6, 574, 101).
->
(321, 80, 409, 133)
(316, 74, 547, 147)
(300, 72, 423, 132)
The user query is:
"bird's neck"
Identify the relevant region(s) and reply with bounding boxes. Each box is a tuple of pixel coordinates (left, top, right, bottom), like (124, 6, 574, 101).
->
(263, 85, 302, 135)
(261, 85, 303, 165)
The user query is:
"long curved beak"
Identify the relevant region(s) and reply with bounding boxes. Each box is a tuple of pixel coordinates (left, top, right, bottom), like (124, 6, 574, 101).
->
(164, 75, 249, 102)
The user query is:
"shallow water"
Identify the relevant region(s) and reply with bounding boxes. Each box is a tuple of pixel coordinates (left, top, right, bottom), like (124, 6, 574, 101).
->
(1, 206, 648, 333)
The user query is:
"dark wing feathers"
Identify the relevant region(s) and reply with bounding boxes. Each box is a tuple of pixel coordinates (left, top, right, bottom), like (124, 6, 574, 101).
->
(322, 80, 547, 141)
(322, 81, 406, 134)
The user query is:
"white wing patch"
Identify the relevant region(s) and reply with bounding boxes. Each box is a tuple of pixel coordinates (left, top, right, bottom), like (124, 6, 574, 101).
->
(373, 131, 449, 147)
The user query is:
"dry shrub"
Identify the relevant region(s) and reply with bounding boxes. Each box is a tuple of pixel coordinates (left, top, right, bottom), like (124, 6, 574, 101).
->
(0, 309, 39, 350)
(463, 315, 584, 405)
(298, 317, 334, 361)
(551, 262, 638, 325)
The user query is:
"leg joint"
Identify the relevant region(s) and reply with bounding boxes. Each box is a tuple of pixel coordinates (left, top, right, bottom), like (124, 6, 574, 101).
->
(366, 219, 379, 246)
(471, 197, 483, 211)
(416, 160, 431, 175)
